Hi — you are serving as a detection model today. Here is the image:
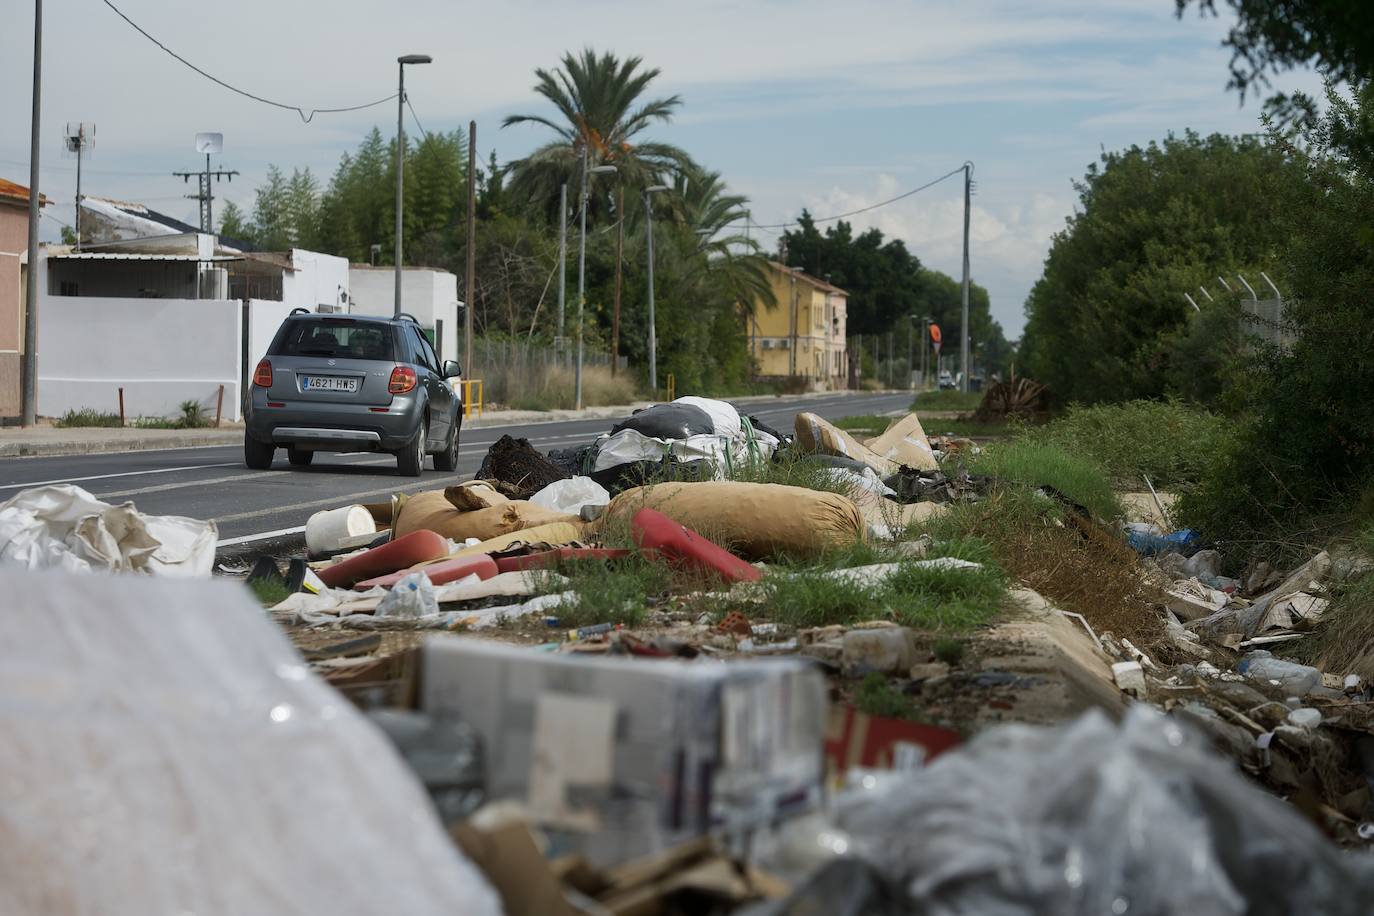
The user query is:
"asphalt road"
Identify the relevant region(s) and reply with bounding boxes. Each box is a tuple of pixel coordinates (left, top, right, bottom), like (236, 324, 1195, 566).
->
(0, 390, 914, 548)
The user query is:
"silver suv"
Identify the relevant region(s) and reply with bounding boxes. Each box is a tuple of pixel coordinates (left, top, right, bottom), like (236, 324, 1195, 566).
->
(244, 311, 462, 476)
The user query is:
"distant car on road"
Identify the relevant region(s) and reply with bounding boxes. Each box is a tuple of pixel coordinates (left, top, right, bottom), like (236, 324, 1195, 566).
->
(938, 370, 956, 390)
(244, 311, 462, 476)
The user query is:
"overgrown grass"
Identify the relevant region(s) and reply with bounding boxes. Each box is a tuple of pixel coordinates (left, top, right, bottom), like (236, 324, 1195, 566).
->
(1020, 399, 1232, 489)
(498, 364, 641, 411)
(854, 673, 925, 721)
(916, 487, 1165, 644)
(758, 536, 1008, 631)
(133, 400, 214, 430)
(831, 415, 894, 436)
(247, 577, 291, 606)
(912, 389, 982, 411)
(55, 408, 122, 428)
(966, 440, 1122, 520)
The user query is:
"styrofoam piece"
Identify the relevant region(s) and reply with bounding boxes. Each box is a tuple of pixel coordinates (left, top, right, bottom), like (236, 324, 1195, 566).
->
(0, 567, 501, 916)
(306, 505, 378, 555)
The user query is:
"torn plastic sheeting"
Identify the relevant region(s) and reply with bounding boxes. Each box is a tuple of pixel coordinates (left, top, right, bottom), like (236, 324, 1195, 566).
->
(0, 567, 502, 916)
(821, 466, 897, 500)
(279, 570, 566, 622)
(528, 476, 611, 516)
(592, 427, 778, 479)
(835, 706, 1374, 915)
(1194, 550, 1336, 640)
(0, 484, 216, 576)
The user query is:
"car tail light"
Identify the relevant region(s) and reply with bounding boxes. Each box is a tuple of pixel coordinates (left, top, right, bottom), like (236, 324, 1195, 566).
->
(252, 359, 273, 387)
(388, 365, 417, 394)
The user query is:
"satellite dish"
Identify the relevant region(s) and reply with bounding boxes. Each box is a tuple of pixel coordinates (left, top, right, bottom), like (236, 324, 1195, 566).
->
(195, 132, 223, 154)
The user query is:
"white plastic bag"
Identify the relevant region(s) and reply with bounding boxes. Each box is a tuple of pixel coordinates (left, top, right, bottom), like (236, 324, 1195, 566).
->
(0, 484, 217, 576)
(528, 476, 611, 515)
(375, 571, 439, 618)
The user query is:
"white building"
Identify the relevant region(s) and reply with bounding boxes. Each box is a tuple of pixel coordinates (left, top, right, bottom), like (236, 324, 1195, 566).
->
(35, 200, 353, 422)
(348, 265, 462, 364)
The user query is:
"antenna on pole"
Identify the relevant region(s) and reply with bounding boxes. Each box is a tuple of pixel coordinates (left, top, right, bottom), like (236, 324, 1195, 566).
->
(63, 122, 94, 248)
(174, 132, 237, 233)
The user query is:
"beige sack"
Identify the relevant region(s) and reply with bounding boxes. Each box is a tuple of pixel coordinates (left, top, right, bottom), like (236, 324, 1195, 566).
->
(445, 481, 509, 512)
(794, 412, 898, 476)
(865, 413, 939, 471)
(603, 481, 865, 560)
(394, 490, 580, 542)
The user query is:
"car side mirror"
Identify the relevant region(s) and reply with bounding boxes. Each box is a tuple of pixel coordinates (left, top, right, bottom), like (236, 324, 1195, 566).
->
(442, 360, 463, 379)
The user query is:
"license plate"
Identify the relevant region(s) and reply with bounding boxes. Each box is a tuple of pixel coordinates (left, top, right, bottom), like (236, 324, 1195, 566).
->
(301, 375, 358, 393)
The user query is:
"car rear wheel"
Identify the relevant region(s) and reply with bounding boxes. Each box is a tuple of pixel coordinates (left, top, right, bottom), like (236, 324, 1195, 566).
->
(286, 447, 314, 467)
(397, 418, 426, 477)
(433, 418, 459, 472)
(244, 435, 275, 470)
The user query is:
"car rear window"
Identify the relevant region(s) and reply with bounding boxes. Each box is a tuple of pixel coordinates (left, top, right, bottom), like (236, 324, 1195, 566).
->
(270, 318, 397, 361)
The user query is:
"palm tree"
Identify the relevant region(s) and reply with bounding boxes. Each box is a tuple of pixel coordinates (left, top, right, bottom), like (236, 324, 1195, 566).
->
(502, 48, 692, 218)
(665, 165, 776, 315)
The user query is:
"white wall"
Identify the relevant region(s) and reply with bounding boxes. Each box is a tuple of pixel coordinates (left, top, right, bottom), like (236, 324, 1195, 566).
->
(283, 249, 351, 313)
(247, 298, 297, 368)
(348, 266, 461, 363)
(38, 296, 245, 421)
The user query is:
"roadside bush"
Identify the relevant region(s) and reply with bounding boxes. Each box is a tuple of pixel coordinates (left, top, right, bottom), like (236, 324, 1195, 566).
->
(55, 408, 122, 428)
(1020, 399, 1232, 489)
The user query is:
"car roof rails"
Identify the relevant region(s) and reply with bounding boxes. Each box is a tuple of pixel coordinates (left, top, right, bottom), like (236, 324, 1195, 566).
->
(289, 307, 312, 316)
(395, 312, 420, 324)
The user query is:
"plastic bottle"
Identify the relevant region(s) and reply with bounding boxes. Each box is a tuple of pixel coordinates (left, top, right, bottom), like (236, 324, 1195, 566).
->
(1235, 651, 1323, 696)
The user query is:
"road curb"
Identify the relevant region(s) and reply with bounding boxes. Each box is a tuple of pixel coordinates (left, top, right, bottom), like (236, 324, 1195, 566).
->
(0, 431, 244, 459)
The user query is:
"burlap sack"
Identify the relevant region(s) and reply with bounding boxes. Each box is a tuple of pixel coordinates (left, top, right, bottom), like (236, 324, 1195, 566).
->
(794, 412, 898, 476)
(394, 490, 579, 542)
(603, 481, 865, 560)
(865, 412, 939, 471)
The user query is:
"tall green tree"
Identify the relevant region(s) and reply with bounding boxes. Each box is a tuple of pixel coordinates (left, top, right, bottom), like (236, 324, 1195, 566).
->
(217, 200, 252, 243)
(779, 212, 1009, 375)
(502, 48, 692, 219)
(1020, 132, 1296, 403)
(250, 165, 292, 250)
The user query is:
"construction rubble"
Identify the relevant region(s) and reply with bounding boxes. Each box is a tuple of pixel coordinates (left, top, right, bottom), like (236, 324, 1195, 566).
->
(4, 393, 1374, 915)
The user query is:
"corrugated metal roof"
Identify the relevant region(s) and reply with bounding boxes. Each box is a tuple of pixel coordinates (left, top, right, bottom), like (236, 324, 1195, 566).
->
(47, 253, 242, 262)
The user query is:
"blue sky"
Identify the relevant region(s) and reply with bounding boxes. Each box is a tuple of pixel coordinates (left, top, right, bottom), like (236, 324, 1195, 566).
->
(0, 0, 1318, 337)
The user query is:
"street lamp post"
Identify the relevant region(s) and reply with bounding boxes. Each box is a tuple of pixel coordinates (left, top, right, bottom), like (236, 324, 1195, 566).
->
(576, 149, 616, 409)
(643, 184, 669, 394)
(394, 53, 431, 316)
(787, 266, 804, 377)
(557, 182, 567, 362)
(22, 0, 42, 426)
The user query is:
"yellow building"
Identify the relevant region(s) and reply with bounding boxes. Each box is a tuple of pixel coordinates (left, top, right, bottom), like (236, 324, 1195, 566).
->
(747, 262, 849, 388)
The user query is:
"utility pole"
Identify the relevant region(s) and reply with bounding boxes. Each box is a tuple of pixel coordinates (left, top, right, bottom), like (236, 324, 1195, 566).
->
(465, 120, 475, 377)
(887, 332, 894, 388)
(907, 316, 914, 390)
(644, 184, 668, 393)
(611, 184, 623, 377)
(173, 148, 237, 233)
(960, 162, 972, 393)
(394, 54, 432, 315)
(65, 123, 92, 248)
(557, 182, 567, 363)
(576, 146, 587, 408)
(22, 0, 42, 426)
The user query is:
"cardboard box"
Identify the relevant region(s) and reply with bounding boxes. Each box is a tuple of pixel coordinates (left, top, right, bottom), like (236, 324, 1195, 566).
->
(421, 640, 828, 865)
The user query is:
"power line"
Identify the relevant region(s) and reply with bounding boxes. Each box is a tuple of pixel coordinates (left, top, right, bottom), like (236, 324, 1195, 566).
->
(101, 0, 398, 123)
(0, 158, 166, 177)
(742, 165, 968, 231)
(406, 96, 428, 138)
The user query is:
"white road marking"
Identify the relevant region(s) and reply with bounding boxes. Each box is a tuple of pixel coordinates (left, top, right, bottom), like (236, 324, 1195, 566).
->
(0, 462, 240, 492)
(217, 525, 308, 547)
